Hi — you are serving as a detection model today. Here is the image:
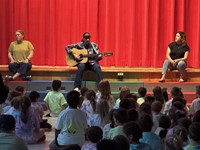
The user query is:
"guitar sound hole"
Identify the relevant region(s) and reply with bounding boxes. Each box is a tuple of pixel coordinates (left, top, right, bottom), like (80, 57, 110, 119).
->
(79, 54, 83, 58)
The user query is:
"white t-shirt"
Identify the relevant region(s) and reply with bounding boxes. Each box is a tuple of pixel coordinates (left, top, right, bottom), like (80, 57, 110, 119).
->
(55, 107, 88, 146)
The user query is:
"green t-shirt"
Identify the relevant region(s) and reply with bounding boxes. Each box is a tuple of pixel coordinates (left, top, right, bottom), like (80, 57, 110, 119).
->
(8, 40, 34, 63)
(44, 91, 67, 116)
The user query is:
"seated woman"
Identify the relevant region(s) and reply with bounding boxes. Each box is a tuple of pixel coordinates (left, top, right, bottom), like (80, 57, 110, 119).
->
(159, 31, 190, 82)
(6, 29, 34, 81)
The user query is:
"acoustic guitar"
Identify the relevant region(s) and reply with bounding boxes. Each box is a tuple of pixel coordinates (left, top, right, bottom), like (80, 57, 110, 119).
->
(66, 48, 113, 66)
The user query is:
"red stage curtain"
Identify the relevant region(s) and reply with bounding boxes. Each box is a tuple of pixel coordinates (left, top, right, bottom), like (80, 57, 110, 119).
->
(0, 0, 200, 67)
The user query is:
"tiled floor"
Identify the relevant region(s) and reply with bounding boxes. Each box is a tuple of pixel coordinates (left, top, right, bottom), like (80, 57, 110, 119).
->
(27, 117, 57, 150)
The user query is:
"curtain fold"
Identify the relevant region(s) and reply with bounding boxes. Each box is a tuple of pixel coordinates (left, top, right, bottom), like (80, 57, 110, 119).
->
(0, 0, 200, 67)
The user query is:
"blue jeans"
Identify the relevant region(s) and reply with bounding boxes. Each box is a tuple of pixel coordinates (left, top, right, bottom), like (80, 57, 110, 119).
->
(162, 59, 187, 77)
(74, 63, 102, 88)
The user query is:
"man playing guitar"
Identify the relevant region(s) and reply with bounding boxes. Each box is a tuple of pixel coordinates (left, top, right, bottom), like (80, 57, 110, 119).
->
(65, 32, 103, 90)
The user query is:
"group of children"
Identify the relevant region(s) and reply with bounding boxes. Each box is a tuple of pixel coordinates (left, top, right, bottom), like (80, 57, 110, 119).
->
(1, 78, 200, 150)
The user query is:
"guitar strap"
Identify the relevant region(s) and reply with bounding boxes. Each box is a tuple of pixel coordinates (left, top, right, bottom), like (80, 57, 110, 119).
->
(91, 43, 98, 54)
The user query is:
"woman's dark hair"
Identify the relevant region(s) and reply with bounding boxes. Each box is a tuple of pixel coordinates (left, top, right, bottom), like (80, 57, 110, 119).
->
(87, 126, 103, 143)
(176, 31, 186, 46)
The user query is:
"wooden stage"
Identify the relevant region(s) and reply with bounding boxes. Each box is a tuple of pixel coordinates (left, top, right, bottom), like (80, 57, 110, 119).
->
(1, 65, 200, 105)
(0, 65, 200, 82)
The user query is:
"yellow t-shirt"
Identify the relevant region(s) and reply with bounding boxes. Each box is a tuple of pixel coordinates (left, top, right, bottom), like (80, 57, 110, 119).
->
(8, 40, 34, 63)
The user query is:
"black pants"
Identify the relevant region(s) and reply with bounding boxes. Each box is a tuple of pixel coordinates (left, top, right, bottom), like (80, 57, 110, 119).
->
(8, 62, 32, 75)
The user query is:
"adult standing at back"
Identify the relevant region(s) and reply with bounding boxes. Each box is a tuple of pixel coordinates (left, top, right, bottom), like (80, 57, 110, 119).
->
(159, 31, 190, 82)
(6, 29, 34, 81)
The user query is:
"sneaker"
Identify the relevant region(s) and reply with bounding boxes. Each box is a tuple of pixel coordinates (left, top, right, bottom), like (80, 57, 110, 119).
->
(5, 75, 13, 81)
(179, 78, 185, 82)
(23, 75, 32, 81)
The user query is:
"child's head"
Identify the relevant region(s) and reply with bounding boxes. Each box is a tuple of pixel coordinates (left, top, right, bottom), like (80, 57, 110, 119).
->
(0, 114, 16, 132)
(139, 102, 152, 116)
(11, 98, 20, 109)
(158, 115, 171, 139)
(86, 126, 103, 143)
(113, 108, 127, 125)
(177, 117, 192, 132)
(188, 122, 200, 143)
(96, 139, 116, 150)
(196, 85, 200, 98)
(29, 91, 40, 102)
(98, 80, 111, 101)
(66, 90, 80, 108)
(113, 135, 129, 150)
(139, 114, 153, 132)
(138, 87, 147, 97)
(15, 86, 25, 96)
(144, 95, 155, 104)
(119, 98, 131, 110)
(159, 115, 171, 129)
(151, 100, 163, 114)
(52, 80, 61, 91)
(119, 86, 130, 100)
(170, 87, 182, 98)
(80, 87, 89, 97)
(127, 108, 139, 122)
(192, 110, 200, 123)
(85, 90, 96, 112)
(8, 91, 21, 101)
(123, 121, 143, 143)
(173, 125, 188, 143)
(165, 135, 183, 150)
(85, 90, 96, 101)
